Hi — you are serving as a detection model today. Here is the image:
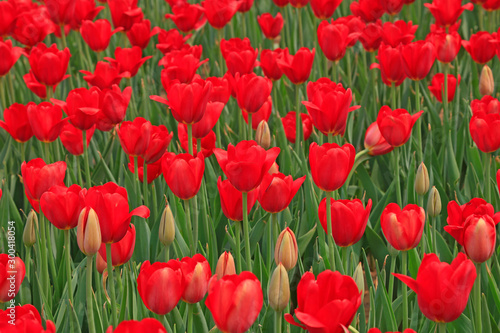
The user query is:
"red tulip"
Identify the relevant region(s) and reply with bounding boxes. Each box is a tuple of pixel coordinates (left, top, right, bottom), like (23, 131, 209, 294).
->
(424, 0, 473, 27)
(428, 73, 461, 103)
(106, 318, 167, 333)
(310, 0, 342, 19)
(242, 97, 272, 130)
(126, 19, 160, 49)
(317, 20, 358, 62)
(143, 125, 173, 164)
(45, 0, 102, 27)
(217, 177, 259, 221)
(27, 102, 67, 143)
(469, 110, 500, 153)
(108, 0, 144, 31)
(21, 158, 67, 213)
(220, 38, 258, 76)
(0, 40, 23, 77)
(59, 123, 96, 156)
(180, 254, 212, 303)
(381, 203, 425, 251)
(205, 271, 263, 333)
(159, 48, 207, 84)
(128, 156, 163, 184)
(381, 20, 417, 47)
(137, 260, 185, 315)
(427, 30, 462, 63)
(309, 142, 355, 192)
(258, 173, 305, 213)
(202, 0, 239, 29)
(237, 0, 254, 12)
(84, 182, 149, 243)
(0, 254, 25, 303)
(80, 61, 123, 90)
(371, 43, 406, 87)
(233, 73, 273, 114)
(0, 103, 34, 143)
(281, 111, 313, 143)
(260, 49, 284, 81)
(257, 13, 284, 40)
(23, 71, 53, 99)
(165, 2, 206, 33)
(191, 102, 224, 139)
(483, 0, 500, 10)
(400, 41, 435, 81)
(394, 253, 476, 322)
(359, 20, 383, 52)
(162, 152, 205, 200)
(462, 31, 497, 64)
(206, 75, 231, 104)
(277, 47, 315, 85)
(40, 184, 86, 230)
(106, 46, 152, 78)
(381, 0, 404, 15)
(319, 198, 372, 247)
(376, 106, 423, 147)
(471, 95, 500, 114)
(29, 43, 71, 87)
(0, 1, 16, 37)
(81, 19, 122, 52)
(0, 304, 56, 332)
(285, 270, 361, 332)
(97, 85, 132, 131)
(214, 140, 280, 192)
(52, 87, 101, 131)
(273, 0, 289, 6)
(68, 0, 105, 30)
(350, 0, 384, 22)
(289, 0, 309, 7)
(156, 28, 192, 54)
(117, 117, 152, 157)
(98, 224, 136, 266)
(178, 124, 217, 157)
(11, 8, 55, 48)
(364, 121, 394, 156)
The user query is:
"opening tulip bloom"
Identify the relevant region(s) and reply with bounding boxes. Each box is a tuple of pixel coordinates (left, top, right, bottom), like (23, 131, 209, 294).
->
(217, 177, 259, 221)
(0, 304, 56, 332)
(260, 49, 284, 81)
(424, 0, 473, 27)
(117, 117, 152, 157)
(376, 106, 423, 147)
(427, 29, 462, 63)
(469, 111, 500, 153)
(350, 0, 385, 22)
(428, 73, 461, 103)
(359, 21, 383, 52)
(257, 12, 284, 40)
(233, 73, 273, 114)
(165, 3, 206, 33)
(127, 19, 161, 49)
(309, 142, 355, 192)
(156, 28, 192, 54)
(400, 41, 436, 81)
(27, 102, 67, 143)
(40, 184, 86, 230)
(60, 123, 96, 156)
(202, 0, 239, 29)
(143, 124, 173, 164)
(98, 85, 132, 131)
(462, 31, 498, 64)
(394, 253, 476, 323)
(220, 38, 258, 76)
(317, 20, 358, 62)
(98, 224, 136, 267)
(276, 47, 315, 85)
(0, 254, 25, 303)
(281, 111, 313, 143)
(108, 0, 144, 31)
(0, 103, 34, 143)
(371, 43, 406, 87)
(380, 20, 417, 48)
(381, 203, 425, 251)
(162, 152, 205, 200)
(80, 61, 123, 90)
(258, 173, 305, 213)
(285, 270, 361, 332)
(180, 254, 212, 304)
(29, 43, 71, 87)
(106, 46, 152, 78)
(364, 121, 394, 156)
(310, 0, 342, 19)
(80, 19, 122, 52)
(0, 40, 23, 77)
(205, 271, 263, 333)
(106, 318, 167, 333)
(52, 87, 102, 131)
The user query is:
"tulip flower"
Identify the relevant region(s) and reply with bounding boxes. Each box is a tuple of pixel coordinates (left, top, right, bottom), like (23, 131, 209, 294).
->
(206, 75, 231, 104)
(106, 318, 167, 332)
(483, 0, 500, 10)
(380, 20, 417, 47)
(29, 43, 71, 88)
(81, 61, 123, 90)
(275, 227, 298, 270)
(376, 106, 423, 147)
(159, 49, 208, 84)
(60, 123, 96, 156)
(394, 253, 476, 322)
(190, 102, 224, 139)
(117, 117, 152, 157)
(217, 177, 259, 221)
(257, 13, 284, 40)
(52, 87, 102, 131)
(0, 103, 34, 143)
(364, 121, 394, 156)
(258, 173, 305, 213)
(143, 124, 173, 164)
(215, 252, 236, 278)
(156, 28, 192, 54)
(237, 0, 255, 12)
(98, 85, 132, 131)
(241, 97, 272, 130)
(471, 95, 500, 114)
(0, 1, 15, 37)
(108, 0, 144, 31)
(24, 71, 53, 99)
(319, 198, 372, 247)
(318, 20, 360, 64)
(381, 203, 425, 251)
(469, 112, 500, 152)
(106, 46, 152, 78)
(350, 0, 385, 22)
(205, 272, 263, 333)
(260, 49, 284, 81)
(220, 38, 258, 76)
(289, 0, 309, 7)
(424, 0, 474, 27)
(285, 270, 361, 331)
(0, 304, 56, 332)
(233, 73, 273, 116)
(359, 21, 383, 52)
(27, 102, 67, 143)
(428, 73, 461, 103)
(0, 254, 25, 303)
(80, 19, 122, 52)
(0, 40, 23, 77)
(281, 111, 313, 143)
(180, 254, 212, 304)
(371, 43, 406, 87)
(40, 184, 86, 230)
(462, 31, 497, 64)
(11, 8, 55, 48)
(276, 47, 315, 85)
(381, 0, 404, 15)
(162, 152, 205, 200)
(310, 0, 342, 19)
(202, 0, 239, 29)
(165, 2, 206, 33)
(98, 224, 136, 267)
(427, 30, 462, 63)
(126, 19, 161, 49)
(400, 41, 435, 81)
(309, 142, 355, 192)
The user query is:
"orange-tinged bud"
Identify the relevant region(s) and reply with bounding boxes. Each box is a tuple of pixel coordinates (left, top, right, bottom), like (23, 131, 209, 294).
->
(479, 65, 494, 96)
(427, 186, 442, 217)
(275, 227, 298, 270)
(268, 263, 290, 312)
(463, 215, 496, 263)
(256, 120, 271, 149)
(77, 207, 102, 256)
(215, 251, 236, 279)
(23, 209, 38, 247)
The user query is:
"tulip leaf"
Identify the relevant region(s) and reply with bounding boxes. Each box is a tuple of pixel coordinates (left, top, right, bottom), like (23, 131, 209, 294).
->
(297, 224, 316, 257)
(364, 225, 389, 268)
(374, 258, 398, 331)
(134, 218, 151, 263)
(449, 313, 473, 333)
(434, 229, 453, 264)
(408, 248, 421, 278)
(482, 294, 492, 333)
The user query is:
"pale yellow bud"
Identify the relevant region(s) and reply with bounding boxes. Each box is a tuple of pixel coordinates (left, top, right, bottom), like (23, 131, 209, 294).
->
(77, 207, 102, 256)
(427, 186, 442, 217)
(415, 162, 429, 195)
(479, 65, 494, 97)
(268, 264, 290, 312)
(275, 227, 298, 270)
(159, 204, 175, 247)
(23, 209, 38, 247)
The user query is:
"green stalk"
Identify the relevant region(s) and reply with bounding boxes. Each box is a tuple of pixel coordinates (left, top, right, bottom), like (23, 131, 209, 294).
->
(402, 251, 408, 330)
(346, 49, 352, 88)
(7, 72, 15, 104)
(83, 130, 92, 187)
(65, 230, 73, 304)
(197, 138, 202, 155)
(143, 159, 149, 209)
(474, 263, 482, 333)
(0, 77, 8, 109)
(188, 303, 194, 333)
(484, 153, 491, 203)
(187, 124, 194, 156)
(218, 29, 225, 75)
(192, 195, 199, 257)
(241, 12, 246, 37)
(38, 214, 50, 296)
(134, 156, 142, 206)
(296, 8, 303, 51)
(391, 82, 397, 108)
(106, 244, 118, 327)
(25, 247, 31, 283)
(268, 214, 274, 268)
(272, 213, 279, 242)
(439, 323, 447, 333)
(184, 199, 195, 255)
(248, 113, 253, 141)
(415, 81, 423, 163)
(86, 255, 96, 333)
(161, 314, 173, 333)
(332, 61, 337, 83)
(44, 142, 51, 163)
(275, 311, 282, 333)
(388, 255, 396, 301)
(242, 192, 252, 271)
(295, 84, 302, 153)
(20, 142, 25, 164)
(235, 221, 242, 273)
(326, 191, 336, 271)
(443, 65, 450, 137)
(395, 148, 402, 206)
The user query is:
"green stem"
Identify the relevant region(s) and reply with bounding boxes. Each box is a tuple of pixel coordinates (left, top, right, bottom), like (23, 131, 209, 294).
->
(143, 160, 149, 209)
(295, 84, 302, 152)
(242, 192, 252, 271)
(164, 247, 170, 262)
(296, 8, 303, 50)
(65, 230, 73, 304)
(185, 199, 195, 255)
(235, 221, 242, 273)
(134, 156, 141, 206)
(268, 214, 274, 268)
(332, 61, 337, 83)
(241, 12, 246, 37)
(106, 244, 118, 327)
(187, 123, 194, 156)
(197, 138, 201, 155)
(83, 130, 92, 186)
(327, 132, 333, 144)
(474, 263, 482, 333)
(161, 314, 173, 333)
(415, 81, 423, 163)
(388, 255, 396, 301)
(0, 77, 7, 110)
(395, 148, 402, 206)
(439, 322, 447, 333)
(218, 29, 225, 75)
(44, 142, 51, 163)
(326, 191, 336, 271)
(248, 113, 253, 141)
(188, 303, 194, 333)
(402, 251, 408, 330)
(86, 255, 96, 333)
(391, 82, 396, 108)
(39, 214, 50, 296)
(20, 142, 25, 164)
(272, 213, 279, 243)
(484, 153, 491, 203)
(25, 247, 31, 283)
(275, 311, 282, 333)
(7, 72, 15, 104)
(346, 49, 352, 88)
(431, 216, 438, 256)
(443, 65, 449, 137)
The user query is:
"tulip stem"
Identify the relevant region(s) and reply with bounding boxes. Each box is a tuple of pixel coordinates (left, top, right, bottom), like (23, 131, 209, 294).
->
(296, 8, 303, 51)
(326, 191, 336, 271)
(25, 246, 31, 283)
(235, 221, 242, 273)
(0, 77, 7, 110)
(332, 61, 338, 83)
(197, 138, 201, 155)
(391, 82, 396, 108)
(248, 113, 253, 140)
(402, 251, 408, 330)
(160, 314, 173, 333)
(295, 85, 302, 153)
(474, 263, 482, 333)
(106, 243, 118, 327)
(83, 130, 92, 187)
(39, 214, 49, 293)
(415, 81, 423, 163)
(65, 229, 73, 305)
(187, 124, 194, 156)
(187, 303, 194, 333)
(275, 311, 282, 333)
(395, 148, 402, 206)
(439, 323, 447, 333)
(185, 199, 195, 255)
(272, 213, 279, 243)
(143, 159, 149, 209)
(86, 255, 96, 333)
(484, 153, 491, 203)
(242, 192, 252, 271)
(218, 29, 225, 75)
(388, 255, 396, 301)
(268, 214, 274, 269)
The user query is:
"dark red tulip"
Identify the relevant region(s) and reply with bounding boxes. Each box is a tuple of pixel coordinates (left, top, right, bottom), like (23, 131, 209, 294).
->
(289, 0, 309, 7)
(310, 0, 342, 19)
(192, 102, 224, 138)
(69, 0, 105, 30)
(462, 31, 497, 64)
(371, 42, 406, 87)
(99, 224, 136, 266)
(427, 30, 462, 63)
(21, 158, 67, 213)
(319, 198, 372, 247)
(309, 142, 355, 192)
(258, 173, 305, 213)
(359, 20, 383, 52)
(424, 0, 473, 27)
(117, 117, 152, 157)
(242, 97, 272, 130)
(220, 38, 258, 76)
(469, 112, 500, 153)
(0, 40, 23, 77)
(381, 0, 404, 15)
(181, 254, 212, 303)
(142, 125, 173, 164)
(282, 111, 313, 143)
(59, 123, 96, 156)
(364, 121, 394, 156)
(233, 73, 273, 114)
(127, 19, 161, 49)
(285, 270, 361, 332)
(165, 2, 206, 33)
(0, 1, 16, 37)
(381, 20, 417, 47)
(0, 254, 25, 303)
(400, 41, 435, 81)
(11, 8, 55, 48)
(277, 47, 315, 85)
(45, 0, 102, 28)
(350, 0, 384, 22)
(84, 182, 149, 243)
(483, 0, 500, 10)
(162, 152, 205, 200)
(202, 0, 239, 29)
(381, 203, 425, 251)
(40, 184, 85, 230)
(257, 13, 284, 40)
(260, 49, 284, 81)
(446, 198, 500, 227)
(273, 0, 289, 6)
(0, 103, 34, 143)
(106, 46, 152, 78)
(206, 75, 231, 105)
(29, 43, 71, 87)
(317, 20, 358, 62)
(106, 318, 167, 333)
(52, 87, 101, 131)
(428, 73, 461, 103)
(27, 102, 67, 143)
(0, 304, 56, 332)
(178, 124, 217, 157)
(159, 48, 208, 84)
(80, 61, 123, 89)
(156, 28, 192, 54)
(237, 0, 254, 12)
(376, 106, 423, 147)
(81, 19, 122, 52)
(108, 0, 144, 31)
(217, 177, 259, 221)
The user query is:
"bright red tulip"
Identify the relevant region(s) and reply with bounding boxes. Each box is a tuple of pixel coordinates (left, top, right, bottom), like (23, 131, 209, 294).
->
(52, 87, 101, 131)
(427, 30, 462, 63)
(191, 102, 224, 139)
(400, 41, 435, 81)
(202, 0, 239, 29)
(350, 0, 384, 22)
(359, 20, 383, 52)
(128, 156, 163, 184)
(483, 0, 500, 10)
(117, 117, 152, 157)
(237, 0, 254, 12)
(81, 19, 122, 52)
(381, 0, 404, 15)
(206, 75, 231, 104)
(11, 8, 55, 48)
(220, 38, 258, 76)
(143, 124, 173, 164)
(80, 61, 123, 89)
(462, 31, 497, 64)
(273, 0, 289, 6)
(469, 110, 500, 153)
(180, 254, 212, 303)
(0, 1, 16, 37)
(0, 304, 56, 332)
(29, 43, 71, 87)
(106, 46, 152, 78)
(371, 43, 406, 87)
(428, 73, 461, 103)
(0, 40, 23, 77)
(106, 318, 167, 333)
(317, 20, 358, 62)
(69, 0, 105, 30)
(165, 2, 206, 33)
(233, 73, 273, 114)
(381, 203, 425, 251)
(97, 85, 132, 131)
(178, 124, 217, 157)
(394, 253, 476, 322)
(319, 198, 372, 247)
(260, 49, 284, 81)
(217, 177, 259, 221)
(281, 111, 313, 143)
(277, 47, 315, 85)
(40, 184, 86, 230)
(0, 254, 25, 303)
(376, 106, 423, 147)
(257, 13, 284, 40)
(242, 97, 272, 130)
(108, 0, 144, 31)
(285, 270, 361, 332)
(205, 271, 263, 333)
(214, 140, 280, 192)
(258, 173, 305, 213)
(381, 20, 417, 47)
(162, 152, 205, 200)
(311, 0, 342, 19)
(23, 71, 53, 99)
(59, 123, 96, 156)
(0, 103, 34, 143)
(159, 48, 208, 84)
(471, 95, 500, 114)
(309, 142, 355, 192)
(27, 102, 67, 143)
(424, 0, 473, 27)
(127, 19, 161, 49)
(364, 121, 394, 156)
(99, 224, 136, 266)
(156, 28, 192, 54)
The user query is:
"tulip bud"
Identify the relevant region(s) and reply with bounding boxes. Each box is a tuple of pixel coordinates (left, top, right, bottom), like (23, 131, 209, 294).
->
(275, 227, 298, 270)
(159, 204, 175, 247)
(479, 65, 494, 96)
(415, 162, 429, 195)
(353, 262, 364, 296)
(23, 209, 38, 247)
(77, 207, 102, 256)
(268, 263, 290, 312)
(427, 186, 442, 217)
(255, 120, 271, 150)
(215, 251, 236, 279)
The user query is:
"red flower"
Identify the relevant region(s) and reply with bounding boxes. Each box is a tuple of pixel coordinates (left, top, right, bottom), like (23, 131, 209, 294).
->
(471, 95, 500, 114)
(336, 15, 366, 48)
(159, 48, 209, 84)
(318, 198, 372, 247)
(260, 49, 284, 81)
(462, 31, 497, 64)
(0, 40, 23, 77)
(178, 124, 217, 157)
(394, 253, 476, 322)
(277, 47, 315, 85)
(137, 260, 185, 315)
(165, 2, 206, 33)
(192, 102, 224, 139)
(45, 0, 102, 27)
(27, 102, 67, 143)
(29, 43, 71, 87)
(117, 117, 152, 157)
(424, 0, 473, 27)
(40, 184, 86, 230)
(317, 20, 358, 62)
(156, 28, 192, 54)
(0, 304, 56, 332)
(68, 0, 104, 30)
(281, 111, 313, 143)
(0, 1, 16, 37)
(106, 46, 152, 78)
(242, 97, 272, 130)
(359, 20, 383, 52)
(11, 8, 55, 48)
(181, 254, 212, 303)
(81, 19, 122, 52)
(469, 109, 500, 153)
(483, 0, 500, 10)
(97, 85, 132, 131)
(220, 38, 258, 76)
(0, 103, 33, 143)
(80, 61, 123, 89)
(289, 0, 309, 7)
(59, 123, 96, 156)
(98, 224, 136, 266)
(427, 30, 462, 63)
(205, 271, 263, 333)
(52, 87, 101, 130)
(237, 0, 254, 12)
(214, 140, 280, 192)
(258, 172, 305, 213)
(381, 0, 404, 15)
(162, 152, 205, 200)
(217, 177, 259, 221)
(0, 254, 25, 303)
(400, 40, 435, 81)
(381, 203, 425, 251)
(311, 0, 342, 19)
(127, 156, 163, 184)
(233, 73, 273, 114)
(285, 270, 361, 332)
(380, 20, 417, 47)
(106, 318, 167, 333)
(206, 75, 231, 104)
(127, 19, 161, 49)
(24, 71, 53, 99)
(350, 0, 384, 22)
(143, 124, 173, 164)
(273, 0, 289, 6)
(202, 0, 239, 29)
(84, 182, 150, 243)
(309, 142, 355, 192)
(108, 0, 144, 31)
(428, 73, 461, 103)
(257, 12, 284, 40)
(371, 43, 406, 87)
(21, 158, 67, 213)
(376, 106, 423, 147)
(364, 121, 394, 156)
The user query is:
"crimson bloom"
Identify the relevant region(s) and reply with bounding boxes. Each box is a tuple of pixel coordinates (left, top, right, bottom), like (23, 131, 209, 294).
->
(180, 254, 212, 304)
(471, 95, 500, 115)
(394, 253, 476, 322)
(281, 111, 313, 143)
(106, 318, 167, 333)
(381, 0, 404, 15)
(0, 254, 25, 303)
(98, 224, 136, 266)
(469, 99, 500, 152)
(462, 31, 497, 64)
(80, 61, 123, 89)
(29, 43, 71, 87)
(242, 97, 272, 129)
(202, 0, 239, 29)
(24, 71, 52, 99)
(0, 103, 33, 143)
(106, 46, 152, 78)
(117, 117, 152, 157)
(162, 152, 205, 200)
(40, 184, 86, 230)
(191, 102, 224, 139)
(273, 0, 289, 7)
(97, 85, 132, 131)
(364, 121, 394, 156)
(207, 75, 231, 104)
(428, 73, 461, 103)
(108, 0, 144, 30)
(205, 271, 263, 333)
(165, 2, 206, 33)
(289, 0, 309, 7)
(317, 20, 357, 62)
(258, 173, 305, 213)
(424, 0, 473, 27)
(220, 38, 258, 76)
(350, 0, 385, 22)
(371, 43, 406, 87)
(234, 73, 273, 114)
(0, 40, 23, 77)
(0, 1, 16, 37)
(127, 19, 161, 49)
(159, 48, 207, 84)
(81, 19, 122, 52)
(381, 20, 417, 47)
(52, 87, 101, 131)
(143, 125, 173, 164)
(214, 140, 280, 192)
(217, 177, 259, 221)
(260, 49, 284, 81)
(27, 102, 67, 143)
(11, 8, 55, 48)
(427, 30, 462, 63)
(0, 304, 56, 332)
(400, 41, 435, 81)
(381, 203, 425, 251)
(156, 28, 191, 54)
(285, 270, 361, 332)
(309, 142, 355, 192)
(277, 47, 315, 85)
(257, 13, 284, 40)
(311, 0, 342, 19)
(59, 123, 96, 156)
(359, 21, 383, 52)
(376, 106, 423, 147)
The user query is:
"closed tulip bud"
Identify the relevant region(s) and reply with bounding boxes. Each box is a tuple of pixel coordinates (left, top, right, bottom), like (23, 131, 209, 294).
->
(159, 204, 176, 247)
(77, 207, 102, 256)
(415, 162, 429, 195)
(23, 210, 38, 247)
(215, 251, 236, 279)
(256, 120, 271, 149)
(268, 264, 290, 312)
(427, 186, 442, 217)
(479, 65, 494, 97)
(275, 227, 298, 270)
(353, 262, 364, 295)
